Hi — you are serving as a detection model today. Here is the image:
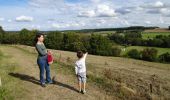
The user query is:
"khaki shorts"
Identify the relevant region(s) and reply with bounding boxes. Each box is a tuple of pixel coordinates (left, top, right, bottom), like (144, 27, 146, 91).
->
(77, 72, 86, 83)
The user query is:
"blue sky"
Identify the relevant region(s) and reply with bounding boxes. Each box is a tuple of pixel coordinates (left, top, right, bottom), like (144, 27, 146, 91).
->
(0, 0, 170, 31)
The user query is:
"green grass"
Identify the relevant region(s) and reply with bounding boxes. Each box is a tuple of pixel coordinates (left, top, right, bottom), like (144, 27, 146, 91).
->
(142, 32, 170, 39)
(121, 46, 170, 56)
(0, 48, 27, 100)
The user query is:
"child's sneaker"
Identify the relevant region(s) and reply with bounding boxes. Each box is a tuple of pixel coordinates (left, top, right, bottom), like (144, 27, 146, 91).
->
(82, 90, 86, 94)
(79, 89, 82, 93)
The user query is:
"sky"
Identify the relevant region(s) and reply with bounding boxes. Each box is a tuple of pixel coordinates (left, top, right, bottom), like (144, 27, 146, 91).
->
(0, 0, 170, 31)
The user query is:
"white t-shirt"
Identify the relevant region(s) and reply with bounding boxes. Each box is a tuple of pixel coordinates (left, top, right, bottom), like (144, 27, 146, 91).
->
(75, 53, 87, 74)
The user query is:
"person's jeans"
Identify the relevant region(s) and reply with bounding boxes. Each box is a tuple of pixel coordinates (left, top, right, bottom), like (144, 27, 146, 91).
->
(37, 55, 52, 84)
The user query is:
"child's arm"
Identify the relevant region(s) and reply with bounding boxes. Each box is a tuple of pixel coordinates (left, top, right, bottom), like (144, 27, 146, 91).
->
(75, 65, 78, 75)
(82, 52, 88, 60)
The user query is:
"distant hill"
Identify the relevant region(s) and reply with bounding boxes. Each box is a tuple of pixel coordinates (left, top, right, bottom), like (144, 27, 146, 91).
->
(5, 26, 160, 34)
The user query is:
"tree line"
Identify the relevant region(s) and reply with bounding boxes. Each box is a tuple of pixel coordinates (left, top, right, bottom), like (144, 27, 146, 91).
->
(0, 26, 169, 63)
(108, 31, 170, 48)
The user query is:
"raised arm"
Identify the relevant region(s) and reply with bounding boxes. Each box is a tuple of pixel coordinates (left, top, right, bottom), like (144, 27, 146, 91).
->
(82, 52, 88, 60)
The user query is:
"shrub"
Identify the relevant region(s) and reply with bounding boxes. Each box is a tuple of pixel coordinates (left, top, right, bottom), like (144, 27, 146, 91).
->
(141, 48, 158, 61)
(159, 52, 170, 63)
(45, 31, 64, 50)
(112, 47, 121, 57)
(127, 49, 141, 59)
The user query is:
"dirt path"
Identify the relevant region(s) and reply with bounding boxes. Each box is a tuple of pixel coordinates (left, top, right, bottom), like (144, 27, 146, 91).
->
(0, 46, 112, 100)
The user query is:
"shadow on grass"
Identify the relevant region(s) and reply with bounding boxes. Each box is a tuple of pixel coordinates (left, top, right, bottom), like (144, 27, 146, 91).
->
(8, 72, 79, 93)
(53, 78, 79, 93)
(8, 73, 40, 85)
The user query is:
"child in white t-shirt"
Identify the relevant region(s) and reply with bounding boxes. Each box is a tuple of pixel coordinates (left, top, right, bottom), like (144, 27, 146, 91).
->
(75, 51, 88, 94)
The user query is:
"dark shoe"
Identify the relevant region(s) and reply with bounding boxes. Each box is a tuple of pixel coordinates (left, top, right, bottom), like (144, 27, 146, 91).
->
(79, 90, 82, 93)
(46, 81, 54, 84)
(41, 83, 46, 87)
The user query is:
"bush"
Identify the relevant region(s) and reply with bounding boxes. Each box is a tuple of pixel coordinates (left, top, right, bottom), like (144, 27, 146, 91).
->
(159, 52, 170, 63)
(147, 39, 164, 47)
(127, 49, 141, 59)
(90, 34, 113, 56)
(112, 47, 121, 57)
(63, 32, 82, 51)
(45, 31, 64, 50)
(141, 48, 158, 61)
(108, 33, 125, 44)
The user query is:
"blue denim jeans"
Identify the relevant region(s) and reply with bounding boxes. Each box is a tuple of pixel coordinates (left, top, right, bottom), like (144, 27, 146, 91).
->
(37, 55, 52, 84)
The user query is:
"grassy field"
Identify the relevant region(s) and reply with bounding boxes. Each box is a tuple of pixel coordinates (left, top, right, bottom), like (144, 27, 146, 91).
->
(0, 45, 170, 100)
(14, 45, 170, 100)
(118, 31, 170, 57)
(0, 48, 27, 100)
(142, 32, 170, 39)
(121, 46, 170, 56)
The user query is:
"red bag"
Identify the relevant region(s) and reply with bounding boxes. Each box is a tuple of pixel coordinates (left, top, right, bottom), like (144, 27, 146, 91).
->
(47, 52, 53, 64)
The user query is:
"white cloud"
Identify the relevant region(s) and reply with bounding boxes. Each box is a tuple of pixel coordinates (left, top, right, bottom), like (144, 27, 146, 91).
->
(0, 18, 5, 21)
(29, 0, 67, 9)
(15, 15, 33, 22)
(145, 21, 151, 24)
(1, 0, 170, 30)
(31, 24, 41, 29)
(141, 1, 165, 8)
(78, 10, 96, 17)
(96, 5, 116, 17)
(8, 19, 12, 22)
(77, 4, 116, 17)
(154, 1, 164, 8)
(147, 8, 170, 16)
(159, 16, 164, 24)
(115, 7, 132, 15)
(90, 0, 101, 3)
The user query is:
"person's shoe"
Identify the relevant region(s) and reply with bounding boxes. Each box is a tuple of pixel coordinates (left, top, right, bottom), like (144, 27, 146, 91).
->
(82, 90, 86, 94)
(46, 81, 54, 84)
(79, 89, 82, 93)
(41, 83, 46, 87)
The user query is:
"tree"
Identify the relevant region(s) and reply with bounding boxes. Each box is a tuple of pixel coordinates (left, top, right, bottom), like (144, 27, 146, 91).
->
(159, 52, 170, 63)
(0, 26, 5, 43)
(0, 26, 5, 34)
(63, 32, 83, 51)
(45, 31, 64, 50)
(141, 48, 158, 61)
(147, 38, 164, 47)
(127, 49, 141, 59)
(90, 34, 113, 56)
(125, 32, 142, 39)
(108, 33, 125, 44)
(19, 29, 38, 46)
(112, 47, 121, 57)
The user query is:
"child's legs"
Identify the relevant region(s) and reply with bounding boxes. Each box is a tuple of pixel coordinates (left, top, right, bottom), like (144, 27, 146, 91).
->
(83, 82, 86, 91)
(77, 75, 82, 90)
(79, 73, 86, 91)
(82, 76, 86, 91)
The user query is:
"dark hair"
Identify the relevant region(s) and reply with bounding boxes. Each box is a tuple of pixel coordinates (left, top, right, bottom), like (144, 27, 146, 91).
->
(34, 34, 44, 46)
(77, 51, 84, 58)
